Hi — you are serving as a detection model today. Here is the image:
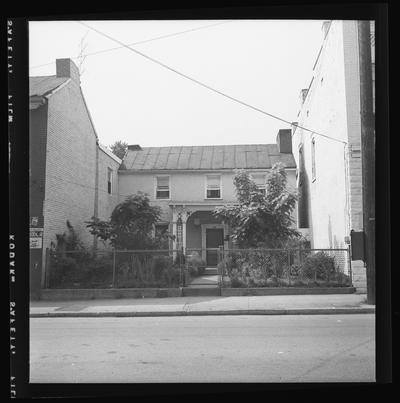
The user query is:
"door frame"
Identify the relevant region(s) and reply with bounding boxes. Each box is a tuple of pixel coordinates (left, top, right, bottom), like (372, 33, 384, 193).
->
(201, 224, 229, 263)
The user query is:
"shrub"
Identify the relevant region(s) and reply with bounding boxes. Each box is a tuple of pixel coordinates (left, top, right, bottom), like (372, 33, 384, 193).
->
(83, 256, 113, 287)
(187, 253, 207, 276)
(300, 252, 338, 280)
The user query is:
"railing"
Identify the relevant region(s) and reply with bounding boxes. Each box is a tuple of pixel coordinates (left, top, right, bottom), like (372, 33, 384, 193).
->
(218, 248, 352, 288)
(45, 247, 352, 289)
(46, 248, 185, 289)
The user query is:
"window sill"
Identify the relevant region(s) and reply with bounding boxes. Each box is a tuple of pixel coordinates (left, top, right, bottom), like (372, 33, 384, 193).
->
(204, 198, 223, 200)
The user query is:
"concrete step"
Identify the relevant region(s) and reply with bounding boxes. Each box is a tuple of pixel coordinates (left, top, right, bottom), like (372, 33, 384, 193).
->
(203, 268, 219, 275)
(182, 287, 221, 297)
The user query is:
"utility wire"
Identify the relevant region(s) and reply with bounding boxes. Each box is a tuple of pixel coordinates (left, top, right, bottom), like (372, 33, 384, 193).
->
(78, 21, 347, 145)
(29, 20, 233, 70)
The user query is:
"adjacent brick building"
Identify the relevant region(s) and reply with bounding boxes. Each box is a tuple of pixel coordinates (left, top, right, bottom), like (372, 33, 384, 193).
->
(29, 59, 121, 298)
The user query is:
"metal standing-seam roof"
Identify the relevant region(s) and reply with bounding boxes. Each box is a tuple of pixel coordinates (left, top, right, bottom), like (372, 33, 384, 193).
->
(29, 76, 70, 97)
(121, 144, 296, 171)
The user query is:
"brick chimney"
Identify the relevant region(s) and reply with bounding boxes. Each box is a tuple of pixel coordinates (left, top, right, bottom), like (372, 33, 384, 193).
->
(276, 129, 292, 154)
(128, 144, 142, 151)
(56, 58, 80, 84)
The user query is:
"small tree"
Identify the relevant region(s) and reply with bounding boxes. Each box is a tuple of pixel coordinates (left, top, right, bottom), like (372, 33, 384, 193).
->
(214, 162, 300, 248)
(109, 140, 128, 160)
(86, 192, 171, 250)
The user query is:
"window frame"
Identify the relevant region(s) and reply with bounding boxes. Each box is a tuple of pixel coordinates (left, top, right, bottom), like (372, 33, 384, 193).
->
(250, 172, 267, 196)
(155, 175, 171, 200)
(205, 174, 222, 199)
(107, 168, 113, 194)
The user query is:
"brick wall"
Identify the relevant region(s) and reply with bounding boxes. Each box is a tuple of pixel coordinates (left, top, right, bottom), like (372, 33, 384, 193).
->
(43, 74, 98, 270)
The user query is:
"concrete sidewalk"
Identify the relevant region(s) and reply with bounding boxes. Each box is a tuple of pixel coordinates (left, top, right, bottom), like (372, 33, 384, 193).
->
(30, 294, 375, 317)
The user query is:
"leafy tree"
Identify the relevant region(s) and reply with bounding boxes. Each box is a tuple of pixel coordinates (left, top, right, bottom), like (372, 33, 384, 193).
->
(54, 220, 83, 252)
(86, 192, 171, 249)
(109, 140, 128, 160)
(214, 162, 300, 248)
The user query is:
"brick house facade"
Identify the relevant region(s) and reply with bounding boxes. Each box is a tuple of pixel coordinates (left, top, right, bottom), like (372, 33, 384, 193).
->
(29, 59, 121, 298)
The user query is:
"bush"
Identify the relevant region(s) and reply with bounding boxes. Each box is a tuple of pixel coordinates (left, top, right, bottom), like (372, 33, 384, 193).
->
(187, 253, 207, 276)
(299, 252, 338, 280)
(83, 256, 113, 287)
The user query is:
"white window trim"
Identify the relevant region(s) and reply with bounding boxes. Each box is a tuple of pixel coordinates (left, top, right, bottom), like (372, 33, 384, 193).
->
(204, 174, 223, 200)
(250, 172, 267, 195)
(154, 175, 171, 200)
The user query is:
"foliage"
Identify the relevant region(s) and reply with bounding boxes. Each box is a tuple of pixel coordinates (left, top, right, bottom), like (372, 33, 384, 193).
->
(299, 251, 338, 281)
(54, 220, 83, 252)
(219, 249, 350, 288)
(214, 163, 300, 248)
(86, 192, 171, 250)
(187, 252, 207, 276)
(109, 140, 128, 160)
(116, 253, 180, 288)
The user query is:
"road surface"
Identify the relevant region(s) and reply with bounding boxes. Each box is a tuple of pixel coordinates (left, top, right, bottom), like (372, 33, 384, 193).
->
(30, 314, 375, 383)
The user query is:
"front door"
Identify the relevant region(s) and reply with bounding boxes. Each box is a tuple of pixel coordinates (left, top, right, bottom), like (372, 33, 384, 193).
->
(206, 228, 224, 266)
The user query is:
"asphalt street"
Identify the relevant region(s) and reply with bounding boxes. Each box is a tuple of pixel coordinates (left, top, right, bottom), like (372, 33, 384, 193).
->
(30, 314, 375, 383)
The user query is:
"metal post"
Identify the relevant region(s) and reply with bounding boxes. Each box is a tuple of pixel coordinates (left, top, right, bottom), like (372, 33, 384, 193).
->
(112, 248, 116, 288)
(218, 246, 224, 287)
(348, 245, 353, 286)
(358, 20, 375, 304)
(287, 249, 291, 286)
(44, 248, 50, 289)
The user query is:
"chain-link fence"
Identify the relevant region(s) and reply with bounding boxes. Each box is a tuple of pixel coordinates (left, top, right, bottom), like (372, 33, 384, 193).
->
(46, 249, 185, 289)
(45, 247, 352, 289)
(218, 248, 352, 288)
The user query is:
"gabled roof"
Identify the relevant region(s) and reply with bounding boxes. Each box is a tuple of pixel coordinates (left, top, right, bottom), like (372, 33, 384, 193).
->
(122, 144, 296, 171)
(30, 76, 70, 97)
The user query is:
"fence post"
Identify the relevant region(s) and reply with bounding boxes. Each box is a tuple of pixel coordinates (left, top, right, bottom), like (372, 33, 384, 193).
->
(287, 249, 291, 286)
(218, 246, 224, 287)
(180, 247, 185, 288)
(112, 248, 116, 288)
(348, 246, 353, 286)
(44, 248, 50, 289)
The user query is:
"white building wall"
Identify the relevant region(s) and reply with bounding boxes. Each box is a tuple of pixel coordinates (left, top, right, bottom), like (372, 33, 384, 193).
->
(118, 169, 297, 224)
(292, 20, 367, 291)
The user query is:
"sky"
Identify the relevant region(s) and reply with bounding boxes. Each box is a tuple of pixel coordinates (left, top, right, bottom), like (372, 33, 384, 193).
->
(29, 19, 325, 148)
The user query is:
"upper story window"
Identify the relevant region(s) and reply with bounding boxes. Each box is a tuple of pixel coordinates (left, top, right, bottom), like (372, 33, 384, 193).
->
(107, 168, 113, 194)
(251, 173, 266, 196)
(206, 174, 221, 199)
(155, 176, 170, 199)
(311, 138, 316, 182)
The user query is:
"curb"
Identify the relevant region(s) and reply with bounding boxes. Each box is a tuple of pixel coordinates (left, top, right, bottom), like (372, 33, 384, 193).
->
(30, 307, 375, 318)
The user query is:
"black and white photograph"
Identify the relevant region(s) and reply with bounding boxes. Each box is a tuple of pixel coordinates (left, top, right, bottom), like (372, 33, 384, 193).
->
(8, 4, 392, 397)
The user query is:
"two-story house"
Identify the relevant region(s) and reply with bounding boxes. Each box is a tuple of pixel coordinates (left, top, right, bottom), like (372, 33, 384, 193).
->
(118, 129, 297, 266)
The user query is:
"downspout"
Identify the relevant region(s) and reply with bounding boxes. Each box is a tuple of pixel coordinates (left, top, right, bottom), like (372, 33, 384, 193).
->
(93, 140, 99, 251)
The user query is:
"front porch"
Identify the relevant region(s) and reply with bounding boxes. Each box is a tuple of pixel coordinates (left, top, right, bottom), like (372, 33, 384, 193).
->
(170, 204, 231, 266)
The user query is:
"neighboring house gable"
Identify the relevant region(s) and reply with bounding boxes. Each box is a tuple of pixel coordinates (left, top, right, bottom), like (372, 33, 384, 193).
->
(29, 58, 120, 295)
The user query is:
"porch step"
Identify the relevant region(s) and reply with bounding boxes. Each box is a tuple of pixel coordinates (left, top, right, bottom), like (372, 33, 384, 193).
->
(182, 287, 221, 297)
(203, 268, 219, 275)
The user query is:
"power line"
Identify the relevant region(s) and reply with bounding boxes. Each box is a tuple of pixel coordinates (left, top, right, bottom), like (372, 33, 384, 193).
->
(29, 20, 233, 70)
(78, 21, 347, 145)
